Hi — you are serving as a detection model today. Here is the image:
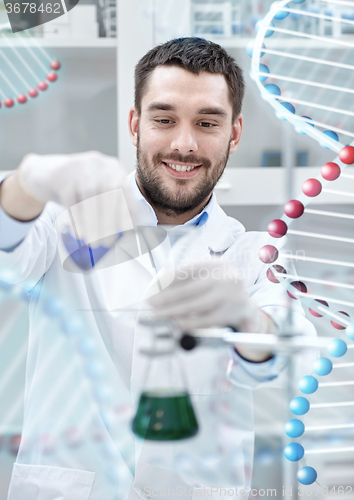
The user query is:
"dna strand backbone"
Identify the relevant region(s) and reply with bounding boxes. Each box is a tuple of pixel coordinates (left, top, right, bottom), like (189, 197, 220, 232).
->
(250, 0, 354, 488)
(0, 270, 136, 498)
(0, 20, 60, 108)
(2, 0, 354, 495)
(0, 19, 134, 499)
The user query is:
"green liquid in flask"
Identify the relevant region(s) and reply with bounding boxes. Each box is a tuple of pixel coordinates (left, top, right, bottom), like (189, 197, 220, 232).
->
(132, 390, 199, 441)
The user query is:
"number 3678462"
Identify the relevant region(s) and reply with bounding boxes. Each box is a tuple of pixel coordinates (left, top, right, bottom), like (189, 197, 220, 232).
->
(5, 3, 61, 14)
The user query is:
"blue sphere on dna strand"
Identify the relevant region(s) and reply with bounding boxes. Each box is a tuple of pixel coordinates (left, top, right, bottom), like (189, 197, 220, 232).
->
(313, 357, 333, 376)
(285, 419, 305, 438)
(251, 0, 354, 487)
(284, 443, 304, 461)
(290, 397, 310, 416)
(297, 467, 317, 486)
(298, 376, 318, 395)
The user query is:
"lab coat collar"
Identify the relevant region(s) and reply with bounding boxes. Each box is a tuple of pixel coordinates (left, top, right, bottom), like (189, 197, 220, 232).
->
(203, 199, 245, 253)
(128, 171, 245, 253)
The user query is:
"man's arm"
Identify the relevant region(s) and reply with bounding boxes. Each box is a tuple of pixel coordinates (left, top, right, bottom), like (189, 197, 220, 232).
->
(231, 309, 276, 362)
(1, 152, 134, 248)
(149, 260, 278, 362)
(0, 152, 134, 289)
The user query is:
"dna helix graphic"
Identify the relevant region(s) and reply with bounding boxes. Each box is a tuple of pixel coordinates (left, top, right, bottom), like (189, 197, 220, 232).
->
(0, 20, 134, 499)
(250, 0, 354, 488)
(0, 275, 136, 498)
(0, 20, 60, 108)
(1, 0, 354, 494)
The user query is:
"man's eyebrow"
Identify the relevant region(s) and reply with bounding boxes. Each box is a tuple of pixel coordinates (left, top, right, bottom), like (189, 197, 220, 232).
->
(147, 102, 176, 112)
(146, 102, 228, 118)
(196, 107, 228, 117)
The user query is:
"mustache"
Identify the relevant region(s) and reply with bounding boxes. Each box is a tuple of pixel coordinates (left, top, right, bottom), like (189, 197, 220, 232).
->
(153, 152, 211, 169)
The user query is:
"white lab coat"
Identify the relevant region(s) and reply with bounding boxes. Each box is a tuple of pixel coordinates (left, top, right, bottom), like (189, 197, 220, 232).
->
(0, 172, 316, 500)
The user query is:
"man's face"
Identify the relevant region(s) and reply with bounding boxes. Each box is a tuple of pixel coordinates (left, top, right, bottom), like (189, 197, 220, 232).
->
(130, 65, 242, 216)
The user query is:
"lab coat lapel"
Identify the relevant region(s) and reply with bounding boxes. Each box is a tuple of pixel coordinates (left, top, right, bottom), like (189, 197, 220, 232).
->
(203, 198, 245, 254)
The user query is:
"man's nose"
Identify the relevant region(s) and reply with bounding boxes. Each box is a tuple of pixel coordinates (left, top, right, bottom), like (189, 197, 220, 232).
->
(170, 124, 198, 154)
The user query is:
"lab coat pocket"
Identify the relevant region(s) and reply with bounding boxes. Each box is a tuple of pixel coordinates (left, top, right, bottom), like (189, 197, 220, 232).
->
(7, 464, 95, 500)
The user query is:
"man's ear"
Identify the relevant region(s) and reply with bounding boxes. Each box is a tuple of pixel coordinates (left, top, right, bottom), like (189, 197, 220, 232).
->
(229, 114, 243, 155)
(128, 107, 140, 147)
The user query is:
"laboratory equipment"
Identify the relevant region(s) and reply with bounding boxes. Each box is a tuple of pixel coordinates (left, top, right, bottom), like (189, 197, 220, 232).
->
(132, 319, 198, 441)
(132, 316, 331, 441)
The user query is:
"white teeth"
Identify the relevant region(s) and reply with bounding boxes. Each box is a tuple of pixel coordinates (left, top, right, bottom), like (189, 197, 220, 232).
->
(165, 162, 199, 172)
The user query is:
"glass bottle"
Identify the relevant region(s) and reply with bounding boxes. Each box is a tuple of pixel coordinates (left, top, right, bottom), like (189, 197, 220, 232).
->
(132, 319, 198, 441)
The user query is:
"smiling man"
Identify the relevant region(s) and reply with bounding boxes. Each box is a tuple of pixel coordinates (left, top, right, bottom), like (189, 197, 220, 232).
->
(130, 45, 242, 226)
(0, 38, 315, 500)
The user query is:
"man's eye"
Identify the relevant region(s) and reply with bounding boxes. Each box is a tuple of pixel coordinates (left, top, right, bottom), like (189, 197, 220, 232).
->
(157, 119, 172, 124)
(198, 122, 214, 128)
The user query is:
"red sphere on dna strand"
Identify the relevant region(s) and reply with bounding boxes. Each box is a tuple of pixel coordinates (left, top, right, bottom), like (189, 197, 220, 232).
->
(0, 28, 61, 110)
(251, 0, 354, 486)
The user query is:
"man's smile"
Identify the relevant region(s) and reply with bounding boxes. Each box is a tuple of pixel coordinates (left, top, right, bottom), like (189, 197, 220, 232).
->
(161, 161, 202, 178)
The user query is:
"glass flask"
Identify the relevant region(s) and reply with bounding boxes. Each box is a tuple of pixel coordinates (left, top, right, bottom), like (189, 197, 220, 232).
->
(132, 319, 198, 441)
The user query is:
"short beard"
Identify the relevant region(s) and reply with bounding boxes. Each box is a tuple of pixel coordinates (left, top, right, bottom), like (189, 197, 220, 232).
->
(136, 134, 231, 217)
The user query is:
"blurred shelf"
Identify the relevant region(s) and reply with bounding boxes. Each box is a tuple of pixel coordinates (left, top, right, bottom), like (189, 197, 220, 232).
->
(0, 37, 117, 47)
(207, 35, 354, 50)
(216, 167, 354, 206)
(1, 35, 351, 50)
(0, 426, 22, 434)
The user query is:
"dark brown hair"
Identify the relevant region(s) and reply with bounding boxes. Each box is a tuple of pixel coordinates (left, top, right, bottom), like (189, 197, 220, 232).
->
(134, 37, 245, 122)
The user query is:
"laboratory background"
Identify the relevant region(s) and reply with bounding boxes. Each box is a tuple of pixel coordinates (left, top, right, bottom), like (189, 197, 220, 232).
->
(0, 0, 354, 498)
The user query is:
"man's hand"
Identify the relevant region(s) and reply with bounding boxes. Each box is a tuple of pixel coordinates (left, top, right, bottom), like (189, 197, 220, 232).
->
(0, 173, 46, 222)
(149, 260, 276, 362)
(1, 151, 136, 245)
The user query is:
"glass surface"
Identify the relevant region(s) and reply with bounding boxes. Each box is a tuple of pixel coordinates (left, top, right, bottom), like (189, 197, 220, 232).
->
(132, 390, 198, 441)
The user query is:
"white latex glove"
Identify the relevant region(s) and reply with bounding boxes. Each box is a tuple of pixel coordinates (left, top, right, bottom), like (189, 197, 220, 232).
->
(149, 260, 270, 333)
(17, 151, 136, 245)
